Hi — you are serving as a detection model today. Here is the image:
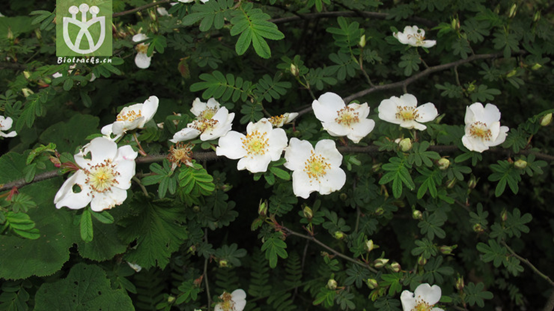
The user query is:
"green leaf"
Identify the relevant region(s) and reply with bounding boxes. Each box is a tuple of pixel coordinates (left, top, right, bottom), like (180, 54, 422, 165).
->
(118, 196, 188, 269)
(451, 37, 472, 59)
(476, 239, 507, 267)
(182, 0, 234, 31)
(178, 163, 215, 197)
(91, 210, 114, 224)
(469, 84, 501, 102)
(34, 263, 133, 310)
(39, 114, 100, 154)
(326, 17, 361, 53)
(418, 212, 447, 240)
(261, 233, 288, 268)
(464, 282, 493, 307)
(488, 160, 521, 196)
(190, 71, 252, 103)
(379, 156, 415, 198)
(80, 208, 94, 243)
(398, 53, 421, 76)
(77, 217, 127, 262)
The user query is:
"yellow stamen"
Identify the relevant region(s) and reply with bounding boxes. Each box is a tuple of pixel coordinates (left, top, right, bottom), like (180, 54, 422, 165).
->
(335, 107, 360, 127)
(84, 159, 120, 195)
(117, 109, 142, 122)
(219, 292, 235, 311)
(469, 121, 492, 141)
(168, 142, 194, 167)
(304, 151, 331, 181)
(199, 107, 218, 121)
(395, 106, 419, 121)
(241, 130, 269, 158)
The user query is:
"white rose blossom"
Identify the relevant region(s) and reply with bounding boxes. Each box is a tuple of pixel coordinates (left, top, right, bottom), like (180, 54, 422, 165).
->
(400, 283, 443, 311)
(284, 138, 346, 199)
(54, 137, 138, 212)
(268, 112, 298, 128)
(394, 25, 436, 48)
(0, 116, 17, 138)
(133, 33, 152, 69)
(170, 98, 234, 143)
(216, 118, 288, 173)
(214, 289, 246, 311)
(378, 94, 438, 131)
(462, 102, 509, 153)
(312, 92, 375, 143)
(101, 96, 159, 138)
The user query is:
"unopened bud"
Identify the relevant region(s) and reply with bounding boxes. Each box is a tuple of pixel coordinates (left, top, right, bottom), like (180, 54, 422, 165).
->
(540, 113, 552, 126)
(506, 69, 517, 78)
(258, 200, 268, 217)
(390, 262, 401, 272)
(366, 239, 375, 252)
(193, 205, 200, 212)
(359, 34, 366, 48)
(514, 159, 527, 169)
(290, 63, 299, 77)
(366, 278, 378, 289)
(372, 163, 382, 172)
(437, 157, 450, 170)
(417, 255, 427, 266)
(35, 28, 42, 40)
(21, 88, 34, 98)
(533, 11, 541, 22)
(333, 231, 345, 240)
(501, 209, 508, 222)
(473, 223, 484, 233)
(375, 207, 385, 216)
(373, 258, 389, 268)
(456, 275, 465, 291)
(398, 138, 412, 152)
(451, 18, 457, 30)
(167, 296, 176, 303)
(303, 206, 313, 220)
(509, 4, 517, 18)
(7, 27, 13, 41)
(23, 71, 31, 80)
(327, 279, 337, 290)
(49, 156, 61, 168)
(446, 178, 456, 189)
(219, 259, 228, 268)
(531, 63, 542, 70)
(468, 175, 478, 189)
(439, 245, 457, 255)
(340, 193, 348, 201)
(189, 245, 196, 253)
(412, 209, 422, 220)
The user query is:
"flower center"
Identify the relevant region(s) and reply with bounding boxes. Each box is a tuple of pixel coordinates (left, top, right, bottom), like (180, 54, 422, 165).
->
(395, 106, 419, 121)
(84, 159, 120, 193)
(304, 151, 331, 181)
(136, 43, 149, 54)
(241, 130, 269, 157)
(199, 108, 217, 121)
(469, 121, 492, 141)
(219, 292, 235, 311)
(269, 115, 285, 127)
(190, 119, 219, 133)
(412, 297, 434, 311)
(407, 33, 425, 45)
(117, 109, 142, 122)
(335, 107, 360, 127)
(168, 142, 193, 167)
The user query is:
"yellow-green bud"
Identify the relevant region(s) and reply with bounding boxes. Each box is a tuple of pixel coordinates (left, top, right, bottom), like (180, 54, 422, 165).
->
(540, 113, 552, 126)
(447, 178, 457, 189)
(417, 255, 427, 266)
(373, 258, 389, 268)
(359, 34, 366, 48)
(258, 200, 268, 216)
(468, 175, 478, 189)
(412, 209, 422, 220)
(303, 206, 313, 220)
(290, 63, 299, 77)
(372, 163, 382, 172)
(437, 157, 450, 170)
(514, 159, 527, 169)
(534, 11, 541, 22)
(366, 278, 378, 289)
(193, 205, 200, 212)
(456, 275, 465, 291)
(7, 27, 14, 41)
(501, 209, 508, 222)
(467, 82, 476, 93)
(531, 63, 542, 70)
(333, 231, 345, 240)
(366, 239, 375, 252)
(451, 18, 457, 30)
(439, 245, 457, 255)
(21, 88, 34, 98)
(23, 71, 31, 80)
(219, 259, 228, 268)
(375, 207, 385, 216)
(340, 193, 348, 201)
(327, 279, 337, 290)
(35, 28, 42, 40)
(509, 4, 517, 18)
(168, 296, 176, 303)
(506, 69, 517, 78)
(398, 138, 412, 152)
(390, 262, 401, 272)
(473, 223, 484, 233)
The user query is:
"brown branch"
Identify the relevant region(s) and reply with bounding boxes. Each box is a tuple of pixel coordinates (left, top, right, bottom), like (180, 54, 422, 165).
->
(112, 0, 171, 18)
(270, 11, 436, 28)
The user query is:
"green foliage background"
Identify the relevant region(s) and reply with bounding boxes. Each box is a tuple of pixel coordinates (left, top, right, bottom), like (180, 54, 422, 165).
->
(0, 0, 554, 310)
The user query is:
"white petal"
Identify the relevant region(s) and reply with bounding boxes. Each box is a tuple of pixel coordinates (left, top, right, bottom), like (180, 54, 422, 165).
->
(414, 283, 441, 305)
(323, 121, 351, 137)
(216, 131, 247, 160)
(400, 290, 417, 311)
(237, 155, 271, 173)
(0, 131, 17, 138)
(312, 92, 345, 123)
(489, 125, 509, 147)
(190, 98, 207, 116)
(267, 128, 288, 161)
(318, 166, 346, 195)
(135, 52, 152, 69)
(347, 119, 375, 143)
(284, 138, 313, 172)
(140, 96, 159, 126)
(378, 98, 401, 124)
(206, 98, 220, 110)
(231, 289, 247, 310)
(54, 170, 92, 210)
(422, 40, 436, 48)
(466, 103, 484, 124)
(291, 170, 318, 199)
(462, 134, 487, 153)
(481, 103, 501, 124)
(75, 137, 117, 167)
(315, 139, 343, 167)
(0, 116, 13, 131)
(170, 128, 201, 143)
(132, 33, 148, 42)
(415, 103, 438, 123)
(114, 145, 139, 162)
(101, 124, 114, 136)
(90, 187, 128, 212)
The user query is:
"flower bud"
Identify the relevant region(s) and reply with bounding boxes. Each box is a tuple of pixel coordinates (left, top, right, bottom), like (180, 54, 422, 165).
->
(333, 231, 345, 240)
(533, 11, 541, 22)
(366, 278, 378, 289)
(439, 245, 457, 255)
(359, 34, 366, 48)
(468, 175, 478, 189)
(219, 259, 228, 268)
(456, 275, 465, 291)
(372, 163, 382, 172)
(506, 69, 517, 78)
(446, 178, 457, 189)
(412, 209, 422, 220)
(7, 27, 14, 41)
(35, 28, 42, 40)
(49, 156, 61, 168)
(373, 258, 389, 268)
(258, 200, 268, 217)
(501, 209, 508, 222)
(509, 4, 517, 18)
(417, 255, 427, 266)
(366, 239, 375, 252)
(437, 157, 450, 170)
(167, 296, 176, 303)
(531, 63, 542, 70)
(398, 138, 412, 152)
(303, 206, 313, 220)
(193, 206, 200, 212)
(23, 71, 31, 80)
(514, 159, 527, 169)
(473, 223, 484, 233)
(375, 207, 385, 216)
(327, 279, 337, 290)
(340, 193, 348, 201)
(21, 88, 34, 98)
(390, 262, 401, 272)
(290, 63, 299, 77)
(540, 113, 552, 126)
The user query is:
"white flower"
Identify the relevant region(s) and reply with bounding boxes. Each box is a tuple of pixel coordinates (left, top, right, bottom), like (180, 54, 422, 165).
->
(133, 33, 152, 69)
(378, 94, 438, 131)
(215, 289, 246, 311)
(312, 92, 375, 143)
(268, 112, 298, 128)
(394, 26, 436, 48)
(170, 98, 234, 143)
(0, 116, 17, 138)
(101, 96, 159, 137)
(54, 137, 138, 212)
(400, 283, 443, 311)
(53, 64, 96, 82)
(462, 102, 509, 153)
(216, 119, 287, 173)
(284, 138, 346, 199)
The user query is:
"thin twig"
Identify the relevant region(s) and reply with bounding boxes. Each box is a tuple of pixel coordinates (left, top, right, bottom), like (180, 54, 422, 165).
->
(204, 228, 212, 311)
(501, 241, 554, 287)
(281, 226, 378, 273)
